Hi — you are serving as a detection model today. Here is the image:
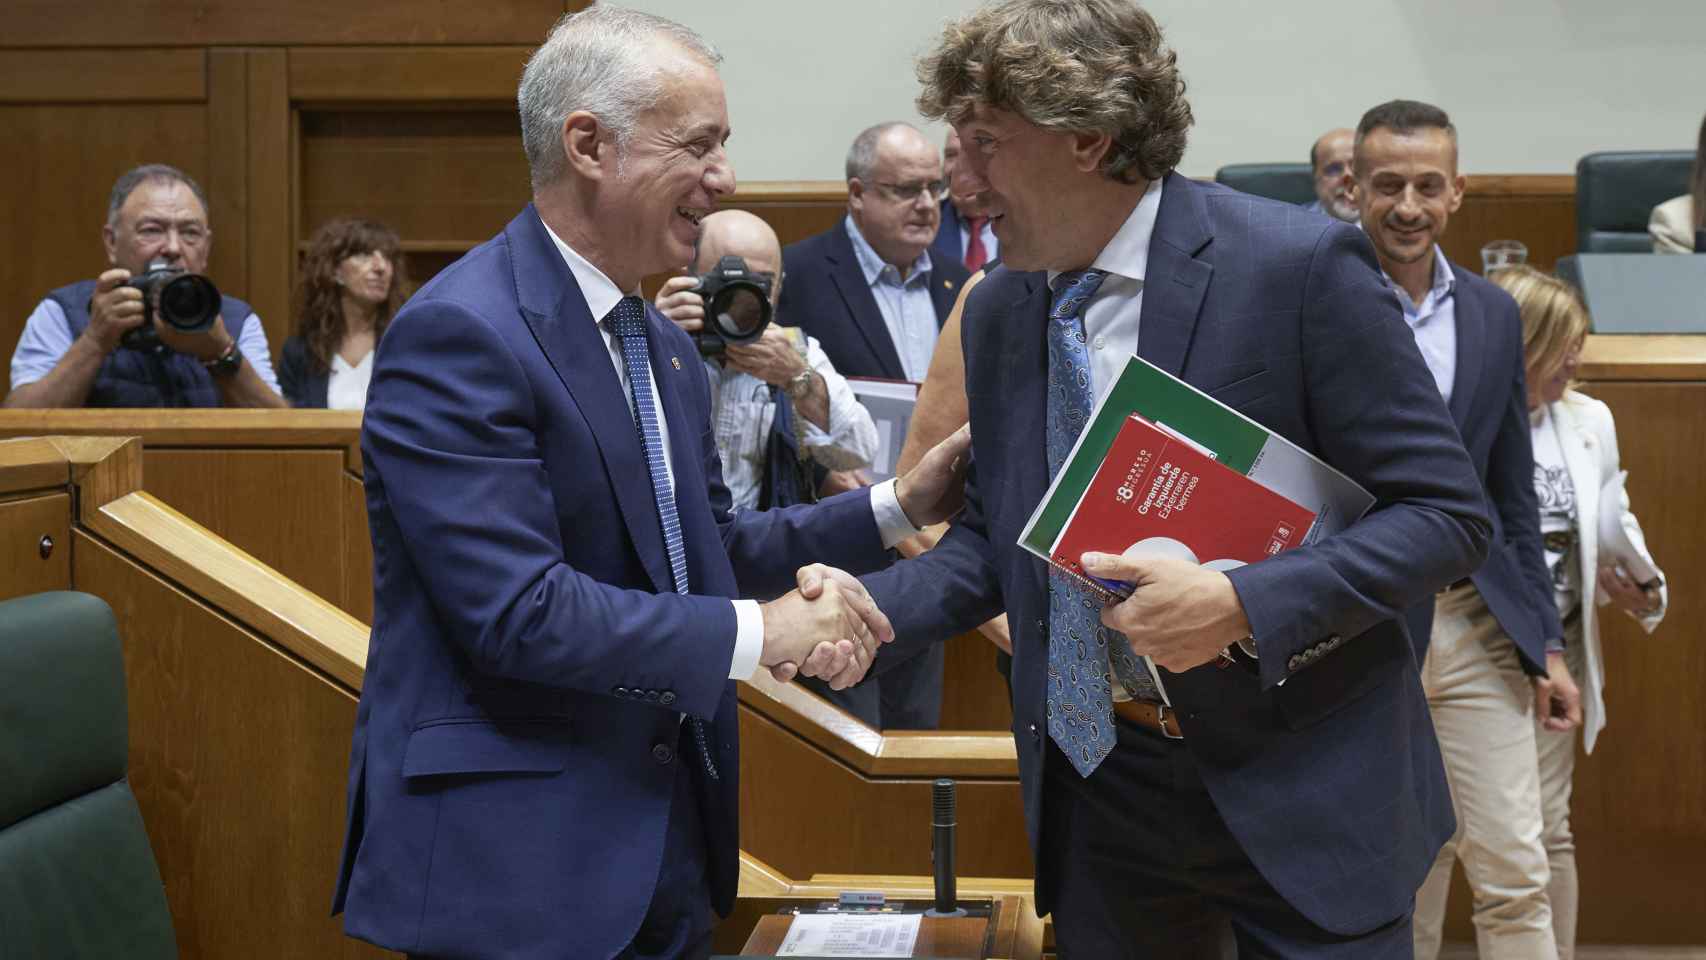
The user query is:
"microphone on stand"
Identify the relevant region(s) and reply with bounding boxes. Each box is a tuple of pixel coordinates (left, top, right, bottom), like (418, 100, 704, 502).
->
(926, 778, 967, 918)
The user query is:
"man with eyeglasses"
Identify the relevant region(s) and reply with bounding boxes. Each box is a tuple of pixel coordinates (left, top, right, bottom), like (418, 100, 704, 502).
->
(780, 121, 971, 730)
(6, 163, 284, 408)
(1305, 127, 1359, 223)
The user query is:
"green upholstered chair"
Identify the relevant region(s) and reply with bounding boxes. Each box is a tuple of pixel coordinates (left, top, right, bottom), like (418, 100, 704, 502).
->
(0, 591, 177, 959)
(1213, 162, 1317, 207)
(1575, 150, 1694, 253)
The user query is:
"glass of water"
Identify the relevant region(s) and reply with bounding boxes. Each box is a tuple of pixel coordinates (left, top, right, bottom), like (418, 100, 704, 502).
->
(1481, 239, 1528, 274)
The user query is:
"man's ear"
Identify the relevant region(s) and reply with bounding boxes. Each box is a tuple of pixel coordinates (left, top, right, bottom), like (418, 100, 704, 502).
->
(562, 112, 608, 181)
(1069, 130, 1113, 174)
(847, 178, 867, 216)
(101, 224, 119, 265)
(1449, 173, 1468, 214)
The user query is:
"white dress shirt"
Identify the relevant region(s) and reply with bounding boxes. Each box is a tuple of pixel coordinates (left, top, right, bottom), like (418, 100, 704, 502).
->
(540, 216, 920, 682)
(1379, 245, 1457, 405)
(845, 216, 940, 381)
(326, 349, 374, 411)
(706, 329, 879, 511)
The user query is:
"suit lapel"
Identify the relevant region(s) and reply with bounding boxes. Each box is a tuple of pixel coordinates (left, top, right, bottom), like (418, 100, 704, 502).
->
(1136, 173, 1214, 377)
(929, 269, 962, 329)
(1447, 264, 1484, 428)
(508, 207, 674, 594)
(1005, 275, 1054, 601)
(828, 223, 908, 379)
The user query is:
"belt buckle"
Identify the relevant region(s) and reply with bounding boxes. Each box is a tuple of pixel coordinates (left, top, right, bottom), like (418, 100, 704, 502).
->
(1154, 703, 1184, 740)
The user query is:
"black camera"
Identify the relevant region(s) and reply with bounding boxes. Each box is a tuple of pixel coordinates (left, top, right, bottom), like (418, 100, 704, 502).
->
(118, 259, 221, 350)
(692, 255, 773, 356)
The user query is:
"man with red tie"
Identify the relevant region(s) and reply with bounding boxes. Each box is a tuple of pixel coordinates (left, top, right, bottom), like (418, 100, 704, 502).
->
(932, 129, 999, 272)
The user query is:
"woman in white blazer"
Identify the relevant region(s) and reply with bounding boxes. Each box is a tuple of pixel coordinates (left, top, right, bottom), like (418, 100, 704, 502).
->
(1494, 266, 1669, 960)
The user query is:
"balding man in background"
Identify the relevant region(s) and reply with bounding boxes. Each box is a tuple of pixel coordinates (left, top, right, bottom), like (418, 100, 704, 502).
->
(780, 121, 972, 730)
(1305, 127, 1359, 223)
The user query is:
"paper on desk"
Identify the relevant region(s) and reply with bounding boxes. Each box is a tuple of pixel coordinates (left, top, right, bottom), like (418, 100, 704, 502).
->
(1597, 471, 1659, 585)
(776, 912, 921, 958)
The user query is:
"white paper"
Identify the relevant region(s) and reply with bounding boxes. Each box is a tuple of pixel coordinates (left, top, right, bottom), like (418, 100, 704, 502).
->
(776, 912, 921, 957)
(1597, 471, 1659, 583)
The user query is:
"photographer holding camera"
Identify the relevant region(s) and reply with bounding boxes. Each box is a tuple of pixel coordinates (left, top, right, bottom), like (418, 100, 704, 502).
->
(655, 210, 877, 513)
(6, 164, 284, 408)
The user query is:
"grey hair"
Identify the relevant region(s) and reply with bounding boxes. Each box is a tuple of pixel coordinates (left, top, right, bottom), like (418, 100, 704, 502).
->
(518, 5, 721, 190)
(107, 164, 208, 227)
(844, 122, 919, 182)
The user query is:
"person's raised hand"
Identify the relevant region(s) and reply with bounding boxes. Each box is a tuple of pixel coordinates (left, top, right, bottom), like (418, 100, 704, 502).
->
(654, 275, 706, 333)
(894, 424, 972, 527)
(85, 268, 145, 352)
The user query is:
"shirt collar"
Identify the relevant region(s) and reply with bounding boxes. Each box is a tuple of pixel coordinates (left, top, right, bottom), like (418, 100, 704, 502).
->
(844, 215, 933, 286)
(1379, 243, 1456, 308)
(538, 212, 634, 323)
(1048, 176, 1163, 288)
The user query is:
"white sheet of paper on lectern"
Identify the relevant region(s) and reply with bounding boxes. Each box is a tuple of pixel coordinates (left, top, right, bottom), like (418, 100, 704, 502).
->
(776, 911, 921, 957)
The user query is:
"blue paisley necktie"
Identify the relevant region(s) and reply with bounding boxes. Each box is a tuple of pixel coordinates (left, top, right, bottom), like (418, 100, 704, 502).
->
(1044, 270, 1159, 776)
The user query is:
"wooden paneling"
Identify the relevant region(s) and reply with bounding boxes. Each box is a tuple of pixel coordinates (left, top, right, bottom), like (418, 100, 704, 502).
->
(0, 49, 206, 103)
(0, 103, 210, 393)
(73, 531, 389, 959)
(737, 705, 1031, 882)
(0, 492, 71, 601)
(1441, 175, 1577, 275)
(4, 1, 573, 47)
(290, 47, 532, 102)
(142, 448, 348, 606)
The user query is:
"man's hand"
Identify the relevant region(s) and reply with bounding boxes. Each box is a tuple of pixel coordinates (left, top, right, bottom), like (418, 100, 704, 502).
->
(654, 275, 705, 333)
(796, 563, 895, 688)
(1079, 551, 1251, 673)
(1598, 563, 1657, 617)
(1533, 649, 1583, 732)
(723, 327, 809, 387)
(156, 312, 235, 363)
(894, 424, 972, 527)
(85, 268, 145, 352)
(758, 565, 893, 689)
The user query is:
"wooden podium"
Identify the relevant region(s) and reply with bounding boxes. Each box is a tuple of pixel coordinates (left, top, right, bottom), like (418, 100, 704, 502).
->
(728, 894, 1038, 959)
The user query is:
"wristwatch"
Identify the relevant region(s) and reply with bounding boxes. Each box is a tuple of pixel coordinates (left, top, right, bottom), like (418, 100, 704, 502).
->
(784, 367, 816, 399)
(202, 340, 243, 378)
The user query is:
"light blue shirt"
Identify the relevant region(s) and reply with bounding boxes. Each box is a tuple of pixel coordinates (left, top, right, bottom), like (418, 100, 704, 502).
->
(10, 296, 281, 395)
(1380, 245, 1458, 406)
(843, 216, 939, 382)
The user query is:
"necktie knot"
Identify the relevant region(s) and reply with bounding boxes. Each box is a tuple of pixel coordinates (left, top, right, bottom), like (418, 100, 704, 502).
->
(1050, 269, 1107, 321)
(606, 296, 649, 341)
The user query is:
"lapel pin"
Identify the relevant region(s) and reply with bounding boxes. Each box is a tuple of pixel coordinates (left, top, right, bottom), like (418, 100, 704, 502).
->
(671, 356, 681, 370)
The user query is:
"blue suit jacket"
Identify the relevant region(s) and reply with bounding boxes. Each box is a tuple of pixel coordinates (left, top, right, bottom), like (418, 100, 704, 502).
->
(862, 173, 1492, 936)
(332, 206, 889, 960)
(779, 216, 971, 379)
(1401, 265, 1562, 675)
(929, 198, 968, 270)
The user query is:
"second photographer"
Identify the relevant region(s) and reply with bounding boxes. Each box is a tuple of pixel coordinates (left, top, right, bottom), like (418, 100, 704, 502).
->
(6, 164, 284, 408)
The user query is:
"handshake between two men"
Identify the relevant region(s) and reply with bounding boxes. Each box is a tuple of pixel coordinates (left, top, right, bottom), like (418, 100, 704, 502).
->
(753, 424, 973, 690)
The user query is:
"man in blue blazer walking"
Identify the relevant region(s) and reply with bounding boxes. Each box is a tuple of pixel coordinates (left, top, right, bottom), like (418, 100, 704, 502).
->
(860, 2, 1492, 956)
(1348, 99, 1579, 960)
(331, 9, 969, 959)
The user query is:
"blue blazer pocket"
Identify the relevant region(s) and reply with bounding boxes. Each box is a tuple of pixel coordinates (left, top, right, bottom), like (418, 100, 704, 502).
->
(402, 718, 570, 779)
(1205, 366, 1272, 411)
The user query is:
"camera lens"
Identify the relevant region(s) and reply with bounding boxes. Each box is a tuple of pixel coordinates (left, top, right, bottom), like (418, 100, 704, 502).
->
(157, 274, 220, 333)
(709, 285, 769, 342)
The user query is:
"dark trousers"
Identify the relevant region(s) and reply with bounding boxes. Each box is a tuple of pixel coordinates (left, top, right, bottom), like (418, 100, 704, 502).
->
(1040, 715, 1414, 960)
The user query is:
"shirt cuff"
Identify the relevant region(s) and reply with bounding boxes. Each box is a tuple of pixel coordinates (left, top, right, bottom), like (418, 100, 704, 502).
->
(728, 599, 764, 680)
(1544, 634, 1565, 654)
(870, 478, 924, 550)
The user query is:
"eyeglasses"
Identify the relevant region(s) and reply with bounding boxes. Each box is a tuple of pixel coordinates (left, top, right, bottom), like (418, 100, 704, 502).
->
(872, 180, 946, 203)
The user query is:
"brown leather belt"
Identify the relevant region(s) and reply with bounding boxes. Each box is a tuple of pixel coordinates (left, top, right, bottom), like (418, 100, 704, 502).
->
(1438, 577, 1473, 596)
(1112, 699, 1184, 740)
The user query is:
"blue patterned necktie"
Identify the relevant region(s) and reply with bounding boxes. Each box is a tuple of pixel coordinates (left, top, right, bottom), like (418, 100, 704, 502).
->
(1044, 269, 1160, 777)
(608, 296, 717, 779)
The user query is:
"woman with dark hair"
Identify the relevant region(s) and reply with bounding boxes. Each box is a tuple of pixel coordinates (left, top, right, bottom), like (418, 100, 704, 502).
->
(1648, 112, 1706, 253)
(279, 218, 407, 408)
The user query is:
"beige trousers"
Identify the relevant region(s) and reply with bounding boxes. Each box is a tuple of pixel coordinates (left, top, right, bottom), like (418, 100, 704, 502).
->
(1534, 619, 1586, 960)
(1413, 584, 1559, 960)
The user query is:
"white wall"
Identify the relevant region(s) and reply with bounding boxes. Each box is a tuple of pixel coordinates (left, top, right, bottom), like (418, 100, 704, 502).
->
(629, 0, 1704, 181)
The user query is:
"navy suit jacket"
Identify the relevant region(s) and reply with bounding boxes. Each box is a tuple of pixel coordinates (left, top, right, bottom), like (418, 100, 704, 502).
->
(1401, 264, 1562, 675)
(862, 173, 1492, 936)
(333, 206, 889, 960)
(780, 216, 970, 379)
(929, 198, 968, 269)
(277, 335, 329, 408)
